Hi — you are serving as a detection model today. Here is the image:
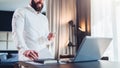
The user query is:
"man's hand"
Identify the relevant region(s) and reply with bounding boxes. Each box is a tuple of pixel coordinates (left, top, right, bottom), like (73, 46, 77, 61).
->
(47, 33, 55, 41)
(23, 50, 39, 60)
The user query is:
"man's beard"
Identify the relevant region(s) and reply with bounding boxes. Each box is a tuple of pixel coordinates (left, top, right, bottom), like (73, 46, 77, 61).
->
(31, 0, 43, 12)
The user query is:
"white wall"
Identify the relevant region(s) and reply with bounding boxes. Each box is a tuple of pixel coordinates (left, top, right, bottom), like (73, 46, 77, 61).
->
(0, 0, 30, 11)
(0, 0, 46, 12)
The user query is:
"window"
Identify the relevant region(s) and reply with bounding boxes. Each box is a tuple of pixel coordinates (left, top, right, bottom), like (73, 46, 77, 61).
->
(91, 0, 120, 61)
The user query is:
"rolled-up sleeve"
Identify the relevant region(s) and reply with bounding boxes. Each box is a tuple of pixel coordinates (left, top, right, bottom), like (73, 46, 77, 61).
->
(12, 9, 28, 50)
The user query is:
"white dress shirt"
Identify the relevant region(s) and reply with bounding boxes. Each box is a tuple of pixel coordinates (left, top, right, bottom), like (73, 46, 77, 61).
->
(12, 5, 53, 61)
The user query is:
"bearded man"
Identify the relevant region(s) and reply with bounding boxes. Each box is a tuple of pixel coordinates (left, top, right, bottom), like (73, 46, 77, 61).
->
(12, 0, 54, 61)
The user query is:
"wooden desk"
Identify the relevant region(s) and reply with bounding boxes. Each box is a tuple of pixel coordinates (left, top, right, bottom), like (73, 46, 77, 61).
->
(18, 60, 120, 68)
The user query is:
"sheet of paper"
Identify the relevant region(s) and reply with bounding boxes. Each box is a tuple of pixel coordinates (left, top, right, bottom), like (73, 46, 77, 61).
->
(38, 48, 54, 59)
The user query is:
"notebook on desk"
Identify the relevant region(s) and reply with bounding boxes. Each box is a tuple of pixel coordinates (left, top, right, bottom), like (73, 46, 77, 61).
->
(61, 36, 112, 63)
(33, 48, 57, 64)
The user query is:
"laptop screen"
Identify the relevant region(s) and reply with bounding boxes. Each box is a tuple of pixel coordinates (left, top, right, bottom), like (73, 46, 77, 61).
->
(74, 36, 112, 62)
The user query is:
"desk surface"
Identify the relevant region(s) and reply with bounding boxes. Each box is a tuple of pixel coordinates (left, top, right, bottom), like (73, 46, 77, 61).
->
(19, 60, 120, 68)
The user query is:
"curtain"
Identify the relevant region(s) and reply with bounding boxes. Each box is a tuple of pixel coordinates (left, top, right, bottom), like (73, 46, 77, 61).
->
(47, 0, 76, 59)
(91, 0, 120, 61)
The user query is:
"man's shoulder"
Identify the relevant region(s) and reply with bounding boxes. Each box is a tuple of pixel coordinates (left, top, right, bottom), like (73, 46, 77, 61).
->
(40, 13, 48, 20)
(40, 13, 46, 17)
(14, 7, 28, 14)
(15, 6, 31, 13)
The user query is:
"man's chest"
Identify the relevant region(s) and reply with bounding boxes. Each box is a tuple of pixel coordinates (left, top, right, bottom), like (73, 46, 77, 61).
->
(24, 13, 47, 30)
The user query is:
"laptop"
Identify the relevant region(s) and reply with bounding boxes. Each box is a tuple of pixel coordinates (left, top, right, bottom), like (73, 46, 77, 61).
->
(63, 36, 112, 63)
(34, 36, 112, 63)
